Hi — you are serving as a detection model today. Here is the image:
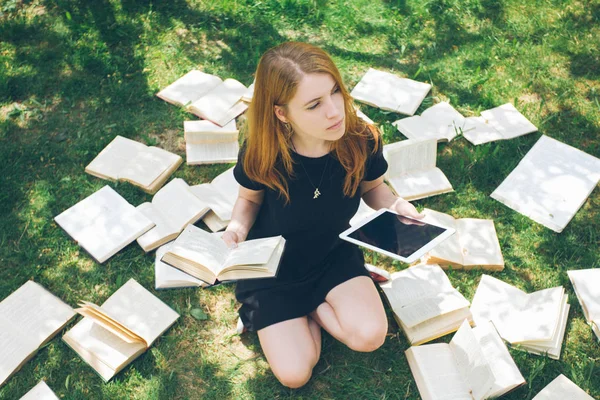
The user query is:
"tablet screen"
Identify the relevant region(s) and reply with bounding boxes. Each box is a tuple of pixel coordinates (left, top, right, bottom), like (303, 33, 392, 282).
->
(347, 211, 448, 258)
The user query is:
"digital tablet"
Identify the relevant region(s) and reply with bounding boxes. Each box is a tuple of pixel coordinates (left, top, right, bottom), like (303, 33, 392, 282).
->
(339, 208, 455, 263)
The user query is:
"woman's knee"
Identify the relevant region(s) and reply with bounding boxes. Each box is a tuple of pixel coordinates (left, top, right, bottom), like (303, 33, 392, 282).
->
(272, 361, 314, 389)
(346, 318, 388, 352)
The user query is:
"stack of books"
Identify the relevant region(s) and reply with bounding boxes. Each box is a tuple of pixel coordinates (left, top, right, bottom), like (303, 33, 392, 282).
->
(470, 275, 569, 359)
(378, 263, 472, 345)
(184, 120, 239, 165)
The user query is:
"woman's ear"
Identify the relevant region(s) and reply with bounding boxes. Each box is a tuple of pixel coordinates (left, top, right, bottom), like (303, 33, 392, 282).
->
(273, 105, 288, 123)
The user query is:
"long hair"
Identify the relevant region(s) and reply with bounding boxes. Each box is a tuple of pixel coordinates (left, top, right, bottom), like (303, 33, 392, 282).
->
(243, 41, 380, 203)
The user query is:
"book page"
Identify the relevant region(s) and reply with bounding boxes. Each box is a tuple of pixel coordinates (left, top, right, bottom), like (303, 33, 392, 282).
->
(592, 321, 600, 341)
(85, 136, 146, 181)
(189, 78, 247, 125)
(155, 243, 207, 289)
(350, 68, 431, 115)
(384, 139, 437, 177)
(0, 315, 40, 386)
(98, 279, 179, 346)
(532, 374, 595, 400)
(184, 120, 238, 144)
(209, 167, 239, 201)
(462, 116, 504, 145)
(392, 116, 438, 141)
(222, 236, 282, 271)
(420, 102, 466, 141)
(169, 225, 229, 275)
(395, 290, 470, 328)
(20, 380, 59, 400)
(120, 145, 181, 189)
(402, 307, 473, 345)
(472, 322, 525, 398)
(516, 288, 564, 343)
(422, 209, 462, 265)
(156, 70, 222, 107)
(491, 135, 600, 233)
(567, 269, 600, 321)
(387, 168, 453, 201)
(186, 141, 239, 165)
(480, 103, 537, 140)
(241, 82, 254, 102)
(202, 211, 229, 232)
(456, 219, 504, 267)
(449, 320, 495, 400)
(189, 183, 233, 221)
(522, 299, 569, 360)
(136, 203, 179, 251)
(469, 275, 529, 343)
(406, 344, 473, 400)
(0, 281, 75, 346)
(151, 178, 209, 230)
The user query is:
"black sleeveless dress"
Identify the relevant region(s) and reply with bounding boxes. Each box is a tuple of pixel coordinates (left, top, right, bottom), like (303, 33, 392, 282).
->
(233, 140, 388, 331)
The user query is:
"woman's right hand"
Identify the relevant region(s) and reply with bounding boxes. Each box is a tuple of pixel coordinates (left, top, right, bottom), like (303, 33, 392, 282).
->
(221, 230, 241, 249)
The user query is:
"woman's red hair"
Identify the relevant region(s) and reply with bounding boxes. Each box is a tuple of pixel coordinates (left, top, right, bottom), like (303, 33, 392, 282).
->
(243, 41, 380, 203)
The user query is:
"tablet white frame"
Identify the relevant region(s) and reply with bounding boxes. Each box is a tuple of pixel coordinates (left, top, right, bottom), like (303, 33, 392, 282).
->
(339, 208, 455, 263)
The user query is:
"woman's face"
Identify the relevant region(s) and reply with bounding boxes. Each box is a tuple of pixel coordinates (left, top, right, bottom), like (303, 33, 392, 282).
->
(276, 73, 346, 144)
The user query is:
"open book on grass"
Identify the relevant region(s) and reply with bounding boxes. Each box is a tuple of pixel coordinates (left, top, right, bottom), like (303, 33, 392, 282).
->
(20, 381, 59, 400)
(155, 243, 208, 289)
(406, 320, 525, 400)
(195, 167, 239, 232)
(463, 103, 538, 145)
(0, 281, 75, 387)
(392, 102, 466, 142)
(161, 225, 285, 285)
(470, 275, 569, 359)
(567, 269, 600, 341)
(136, 178, 213, 252)
(532, 374, 595, 400)
(420, 208, 504, 270)
(350, 68, 431, 116)
(55, 186, 154, 263)
(62, 279, 179, 382)
(156, 70, 248, 126)
(184, 119, 239, 165)
(383, 139, 453, 201)
(491, 135, 600, 233)
(85, 136, 183, 194)
(379, 263, 472, 345)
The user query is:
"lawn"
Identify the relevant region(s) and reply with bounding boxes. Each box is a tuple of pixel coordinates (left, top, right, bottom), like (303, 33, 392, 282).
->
(0, 0, 599, 399)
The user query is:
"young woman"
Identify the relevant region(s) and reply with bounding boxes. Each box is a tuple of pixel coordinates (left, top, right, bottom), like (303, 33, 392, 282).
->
(221, 42, 423, 388)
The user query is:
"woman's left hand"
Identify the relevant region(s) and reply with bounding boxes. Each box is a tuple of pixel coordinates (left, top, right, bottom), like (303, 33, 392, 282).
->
(390, 197, 425, 223)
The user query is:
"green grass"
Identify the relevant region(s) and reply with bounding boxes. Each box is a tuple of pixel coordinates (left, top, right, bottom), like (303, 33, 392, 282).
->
(1, 0, 599, 398)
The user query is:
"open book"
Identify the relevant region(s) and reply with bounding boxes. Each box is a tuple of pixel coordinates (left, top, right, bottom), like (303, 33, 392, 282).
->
(196, 168, 239, 232)
(379, 263, 472, 345)
(155, 243, 208, 289)
(136, 178, 212, 252)
(567, 269, 600, 341)
(350, 68, 431, 116)
(491, 135, 600, 233)
(532, 374, 595, 400)
(62, 279, 179, 382)
(420, 208, 504, 270)
(184, 119, 239, 165)
(19, 381, 59, 400)
(55, 186, 154, 263)
(392, 102, 466, 142)
(156, 70, 248, 126)
(406, 320, 525, 400)
(161, 225, 285, 285)
(463, 103, 538, 145)
(383, 139, 453, 200)
(470, 275, 569, 359)
(85, 136, 183, 194)
(0, 281, 75, 387)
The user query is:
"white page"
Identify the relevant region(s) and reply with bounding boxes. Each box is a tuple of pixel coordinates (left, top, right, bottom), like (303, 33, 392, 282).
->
(189, 183, 233, 221)
(387, 168, 453, 201)
(168, 225, 229, 275)
(85, 136, 147, 181)
(0, 316, 40, 386)
(384, 139, 437, 175)
(395, 291, 470, 328)
(532, 374, 595, 400)
(449, 320, 495, 400)
(422, 209, 462, 265)
(184, 120, 238, 144)
(456, 219, 504, 267)
(189, 78, 247, 125)
(522, 300, 569, 360)
(19, 381, 59, 400)
(491, 135, 600, 233)
(186, 141, 239, 165)
(420, 102, 466, 140)
(136, 203, 179, 251)
(155, 243, 206, 289)
(350, 68, 431, 115)
(516, 288, 564, 343)
(209, 167, 239, 201)
(567, 269, 600, 321)
(462, 116, 504, 145)
(222, 236, 281, 271)
(241, 82, 254, 102)
(55, 186, 154, 263)
(393, 116, 438, 140)
(156, 70, 222, 107)
(151, 178, 208, 229)
(120, 145, 181, 188)
(402, 307, 473, 345)
(202, 211, 229, 232)
(472, 322, 525, 398)
(480, 103, 537, 140)
(99, 279, 179, 346)
(592, 321, 600, 341)
(407, 344, 473, 400)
